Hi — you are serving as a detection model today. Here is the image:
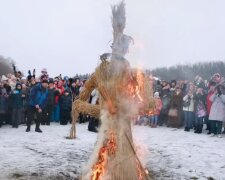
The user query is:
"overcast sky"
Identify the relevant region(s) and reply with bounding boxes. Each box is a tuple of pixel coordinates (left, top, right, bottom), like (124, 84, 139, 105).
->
(0, 0, 225, 77)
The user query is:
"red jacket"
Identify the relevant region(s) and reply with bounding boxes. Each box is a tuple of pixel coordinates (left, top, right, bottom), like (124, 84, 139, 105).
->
(153, 98, 163, 116)
(206, 91, 214, 115)
(55, 85, 64, 105)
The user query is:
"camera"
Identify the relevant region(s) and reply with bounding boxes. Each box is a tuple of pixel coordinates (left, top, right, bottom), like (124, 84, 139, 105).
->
(216, 85, 223, 96)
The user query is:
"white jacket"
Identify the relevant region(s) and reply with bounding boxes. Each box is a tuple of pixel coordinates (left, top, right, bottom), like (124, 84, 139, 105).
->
(91, 89, 99, 105)
(209, 94, 225, 122)
(183, 94, 195, 112)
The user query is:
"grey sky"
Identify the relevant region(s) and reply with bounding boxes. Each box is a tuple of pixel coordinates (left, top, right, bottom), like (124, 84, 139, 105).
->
(0, 0, 225, 77)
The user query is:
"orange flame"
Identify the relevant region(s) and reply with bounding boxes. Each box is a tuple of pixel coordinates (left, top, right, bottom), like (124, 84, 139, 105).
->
(91, 130, 117, 180)
(126, 69, 145, 103)
(136, 159, 149, 180)
(136, 159, 144, 180)
(135, 85, 144, 102)
(148, 110, 153, 116)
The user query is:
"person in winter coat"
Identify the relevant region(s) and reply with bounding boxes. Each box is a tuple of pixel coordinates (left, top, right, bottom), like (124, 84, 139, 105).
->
(183, 87, 195, 132)
(52, 79, 64, 122)
(209, 84, 225, 138)
(158, 82, 171, 126)
(3, 83, 12, 125)
(26, 80, 48, 133)
(168, 86, 183, 128)
(170, 80, 177, 94)
(74, 79, 81, 97)
(0, 86, 8, 127)
(20, 83, 28, 124)
(59, 89, 72, 125)
(10, 83, 26, 128)
(42, 79, 55, 125)
(150, 92, 162, 128)
(205, 81, 216, 134)
(39, 68, 49, 80)
(88, 89, 100, 132)
(194, 86, 207, 133)
(154, 80, 162, 96)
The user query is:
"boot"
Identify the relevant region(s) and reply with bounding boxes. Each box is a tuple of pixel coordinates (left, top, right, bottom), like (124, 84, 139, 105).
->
(26, 126, 30, 132)
(198, 126, 203, 134)
(35, 128, 42, 133)
(35, 122, 42, 133)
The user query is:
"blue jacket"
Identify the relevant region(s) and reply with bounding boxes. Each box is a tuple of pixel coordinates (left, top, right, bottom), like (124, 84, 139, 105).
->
(0, 95, 8, 113)
(28, 83, 48, 109)
(10, 89, 24, 109)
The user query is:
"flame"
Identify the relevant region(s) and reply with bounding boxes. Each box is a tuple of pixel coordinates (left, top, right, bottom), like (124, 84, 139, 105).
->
(145, 169, 149, 175)
(91, 130, 117, 180)
(136, 159, 145, 180)
(126, 69, 145, 103)
(136, 159, 149, 180)
(135, 85, 144, 102)
(148, 111, 153, 116)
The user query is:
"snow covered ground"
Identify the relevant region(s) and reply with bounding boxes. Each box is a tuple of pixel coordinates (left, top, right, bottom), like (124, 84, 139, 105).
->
(0, 123, 225, 180)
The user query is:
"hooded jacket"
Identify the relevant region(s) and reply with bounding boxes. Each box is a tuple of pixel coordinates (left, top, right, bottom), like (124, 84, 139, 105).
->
(28, 83, 48, 109)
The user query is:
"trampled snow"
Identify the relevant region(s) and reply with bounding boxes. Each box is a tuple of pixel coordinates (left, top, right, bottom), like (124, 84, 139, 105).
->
(0, 123, 224, 180)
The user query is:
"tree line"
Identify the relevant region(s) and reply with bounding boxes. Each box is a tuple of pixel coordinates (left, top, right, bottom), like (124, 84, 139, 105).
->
(150, 61, 225, 81)
(1, 54, 225, 81)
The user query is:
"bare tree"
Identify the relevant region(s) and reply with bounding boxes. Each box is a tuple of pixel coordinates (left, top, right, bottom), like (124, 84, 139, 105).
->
(151, 61, 225, 81)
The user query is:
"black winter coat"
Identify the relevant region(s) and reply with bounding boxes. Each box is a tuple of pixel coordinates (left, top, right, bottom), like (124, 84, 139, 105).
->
(46, 88, 55, 110)
(59, 95, 72, 111)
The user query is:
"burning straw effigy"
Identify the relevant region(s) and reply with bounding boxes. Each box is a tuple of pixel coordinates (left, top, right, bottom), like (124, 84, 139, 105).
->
(68, 1, 154, 179)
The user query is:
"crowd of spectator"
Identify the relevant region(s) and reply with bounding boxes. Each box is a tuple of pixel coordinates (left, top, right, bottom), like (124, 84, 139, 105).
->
(0, 68, 93, 133)
(1, 67, 225, 138)
(137, 73, 225, 138)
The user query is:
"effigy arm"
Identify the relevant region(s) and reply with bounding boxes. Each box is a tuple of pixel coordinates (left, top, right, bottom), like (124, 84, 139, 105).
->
(73, 100, 100, 119)
(68, 74, 98, 139)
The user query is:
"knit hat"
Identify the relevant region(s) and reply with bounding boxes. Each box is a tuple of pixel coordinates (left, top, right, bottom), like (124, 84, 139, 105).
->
(48, 78, 54, 84)
(16, 82, 22, 89)
(64, 88, 70, 93)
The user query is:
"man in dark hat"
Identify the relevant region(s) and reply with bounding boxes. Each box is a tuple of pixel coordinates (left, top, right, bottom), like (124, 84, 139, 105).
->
(59, 88, 72, 125)
(26, 79, 49, 132)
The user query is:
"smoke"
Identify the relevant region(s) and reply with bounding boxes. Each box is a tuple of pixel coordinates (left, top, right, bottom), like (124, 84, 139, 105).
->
(0, 56, 13, 76)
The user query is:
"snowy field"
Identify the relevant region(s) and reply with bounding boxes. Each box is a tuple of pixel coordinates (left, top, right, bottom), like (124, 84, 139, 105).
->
(0, 123, 225, 180)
